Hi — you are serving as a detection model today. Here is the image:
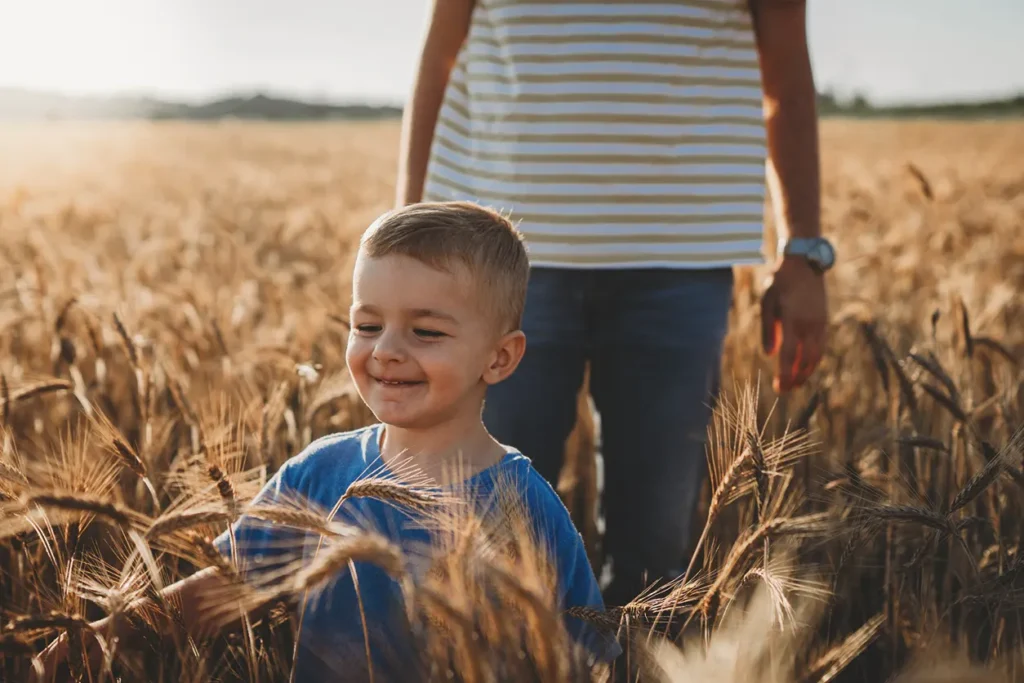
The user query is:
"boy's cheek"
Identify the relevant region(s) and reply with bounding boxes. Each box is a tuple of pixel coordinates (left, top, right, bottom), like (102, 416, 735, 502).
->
(418, 351, 465, 382)
(344, 342, 369, 377)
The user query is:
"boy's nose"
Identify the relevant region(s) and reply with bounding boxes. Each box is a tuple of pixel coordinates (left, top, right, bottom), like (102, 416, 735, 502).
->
(371, 333, 406, 364)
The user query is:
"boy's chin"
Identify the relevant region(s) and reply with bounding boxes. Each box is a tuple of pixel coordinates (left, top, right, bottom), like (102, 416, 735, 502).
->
(368, 401, 470, 432)
(368, 406, 433, 430)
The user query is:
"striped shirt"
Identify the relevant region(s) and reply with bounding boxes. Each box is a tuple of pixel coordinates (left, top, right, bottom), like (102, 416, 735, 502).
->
(422, 0, 769, 269)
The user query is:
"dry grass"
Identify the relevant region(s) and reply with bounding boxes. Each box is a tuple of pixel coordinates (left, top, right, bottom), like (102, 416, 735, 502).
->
(0, 119, 1023, 682)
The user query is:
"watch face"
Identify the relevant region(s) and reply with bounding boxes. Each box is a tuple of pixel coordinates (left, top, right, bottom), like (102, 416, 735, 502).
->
(810, 240, 835, 269)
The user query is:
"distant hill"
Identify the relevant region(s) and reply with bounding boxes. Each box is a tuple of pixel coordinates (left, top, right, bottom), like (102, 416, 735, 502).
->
(816, 91, 1024, 120)
(1, 87, 1021, 122)
(0, 88, 402, 122)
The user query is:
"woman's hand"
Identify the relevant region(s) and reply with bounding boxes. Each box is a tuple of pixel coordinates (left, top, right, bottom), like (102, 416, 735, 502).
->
(760, 256, 828, 393)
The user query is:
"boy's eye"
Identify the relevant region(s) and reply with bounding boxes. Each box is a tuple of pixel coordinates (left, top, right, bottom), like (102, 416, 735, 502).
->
(413, 328, 447, 339)
(354, 324, 381, 334)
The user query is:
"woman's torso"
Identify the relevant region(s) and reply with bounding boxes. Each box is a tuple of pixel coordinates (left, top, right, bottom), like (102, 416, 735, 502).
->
(423, 0, 769, 270)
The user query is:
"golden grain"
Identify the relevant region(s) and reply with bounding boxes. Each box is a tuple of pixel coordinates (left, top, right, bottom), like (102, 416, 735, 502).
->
(0, 120, 1020, 682)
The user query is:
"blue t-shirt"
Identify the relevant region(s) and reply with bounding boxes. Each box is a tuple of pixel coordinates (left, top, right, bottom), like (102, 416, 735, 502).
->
(213, 424, 619, 680)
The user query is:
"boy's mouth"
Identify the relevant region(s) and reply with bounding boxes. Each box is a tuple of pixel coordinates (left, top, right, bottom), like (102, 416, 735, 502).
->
(373, 377, 424, 387)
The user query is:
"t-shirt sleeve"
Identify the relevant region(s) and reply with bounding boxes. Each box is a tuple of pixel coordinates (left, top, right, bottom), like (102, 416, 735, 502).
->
(557, 526, 623, 665)
(526, 479, 622, 664)
(212, 458, 310, 581)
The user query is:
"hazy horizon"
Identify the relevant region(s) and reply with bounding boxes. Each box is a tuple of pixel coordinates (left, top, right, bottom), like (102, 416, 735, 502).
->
(2, 0, 1022, 108)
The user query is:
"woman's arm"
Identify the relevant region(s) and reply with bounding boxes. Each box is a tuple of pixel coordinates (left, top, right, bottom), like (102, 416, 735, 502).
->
(394, 0, 476, 207)
(751, 0, 821, 246)
(750, 0, 829, 394)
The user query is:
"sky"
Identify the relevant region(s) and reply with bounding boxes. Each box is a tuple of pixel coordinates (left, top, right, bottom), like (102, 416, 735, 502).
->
(1, 0, 1021, 106)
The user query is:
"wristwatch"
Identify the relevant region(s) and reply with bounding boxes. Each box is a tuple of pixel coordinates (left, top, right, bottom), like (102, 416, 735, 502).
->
(780, 236, 836, 274)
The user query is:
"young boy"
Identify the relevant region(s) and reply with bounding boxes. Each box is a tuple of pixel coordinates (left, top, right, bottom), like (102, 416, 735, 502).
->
(36, 201, 618, 681)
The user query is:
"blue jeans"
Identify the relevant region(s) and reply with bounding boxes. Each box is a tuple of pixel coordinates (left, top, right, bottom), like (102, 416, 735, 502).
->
(482, 267, 734, 607)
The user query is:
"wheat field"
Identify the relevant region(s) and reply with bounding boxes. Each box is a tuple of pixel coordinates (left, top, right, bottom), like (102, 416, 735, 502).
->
(1, 119, 1023, 682)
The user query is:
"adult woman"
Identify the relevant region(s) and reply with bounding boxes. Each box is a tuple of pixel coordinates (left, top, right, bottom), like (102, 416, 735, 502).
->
(395, 0, 833, 607)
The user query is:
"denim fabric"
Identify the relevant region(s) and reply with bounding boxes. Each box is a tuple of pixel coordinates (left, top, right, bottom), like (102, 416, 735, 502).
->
(482, 267, 734, 607)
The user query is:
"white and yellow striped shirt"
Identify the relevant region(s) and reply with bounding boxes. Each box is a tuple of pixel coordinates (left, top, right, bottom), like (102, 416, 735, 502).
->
(422, 0, 769, 269)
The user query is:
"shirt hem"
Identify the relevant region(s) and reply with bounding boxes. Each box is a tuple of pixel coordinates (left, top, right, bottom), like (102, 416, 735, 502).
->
(524, 257, 767, 270)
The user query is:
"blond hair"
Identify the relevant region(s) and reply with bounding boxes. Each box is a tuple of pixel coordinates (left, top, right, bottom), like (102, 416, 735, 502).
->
(359, 201, 529, 332)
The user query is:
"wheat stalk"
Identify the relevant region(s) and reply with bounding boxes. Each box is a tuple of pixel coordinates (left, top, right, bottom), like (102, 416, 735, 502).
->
(112, 311, 139, 366)
(207, 463, 238, 515)
(948, 443, 1009, 514)
(3, 611, 93, 635)
(340, 477, 442, 512)
(680, 441, 755, 584)
(291, 533, 405, 594)
(22, 491, 140, 529)
(972, 336, 1018, 366)
(6, 379, 74, 405)
(53, 296, 78, 334)
(863, 504, 953, 534)
(112, 437, 146, 478)
(244, 504, 353, 538)
(1, 374, 9, 425)
(800, 611, 886, 683)
(188, 531, 240, 579)
(564, 606, 621, 633)
(0, 458, 26, 485)
(898, 435, 950, 453)
(906, 162, 934, 200)
(684, 513, 833, 631)
(146, 509, 234, 539)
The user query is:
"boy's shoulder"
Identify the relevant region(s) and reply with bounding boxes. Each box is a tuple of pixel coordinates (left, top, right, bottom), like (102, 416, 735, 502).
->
(275, 423, 381, 494)
(486, 451, 581, 543)
(490, 451, 622, 662)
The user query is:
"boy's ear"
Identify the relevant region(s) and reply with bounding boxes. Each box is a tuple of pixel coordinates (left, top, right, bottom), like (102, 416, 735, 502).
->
(483, 329, 526, 385)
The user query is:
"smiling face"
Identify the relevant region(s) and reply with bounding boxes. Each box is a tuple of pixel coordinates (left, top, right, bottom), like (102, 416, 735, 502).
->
(345, 251, 524, 432)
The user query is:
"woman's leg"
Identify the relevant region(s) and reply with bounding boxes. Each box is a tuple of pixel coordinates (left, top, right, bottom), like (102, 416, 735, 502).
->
(588, 267, 734, 607)
(482, 267, 590, 489)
